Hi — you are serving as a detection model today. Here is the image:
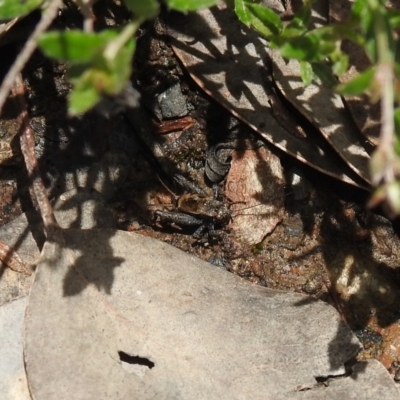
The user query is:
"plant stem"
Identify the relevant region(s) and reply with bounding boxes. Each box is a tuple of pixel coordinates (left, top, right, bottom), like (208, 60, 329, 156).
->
(0, 0, 63, 117)
(13, 74, 62, 243)
(103, 21, 139, 61)
(367, 0, 395, 185)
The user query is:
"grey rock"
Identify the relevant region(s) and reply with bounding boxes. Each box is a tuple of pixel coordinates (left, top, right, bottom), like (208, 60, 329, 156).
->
(0, 297, 30, 400)
(24, 229, 397, 400)
(158, 83, 188, 118)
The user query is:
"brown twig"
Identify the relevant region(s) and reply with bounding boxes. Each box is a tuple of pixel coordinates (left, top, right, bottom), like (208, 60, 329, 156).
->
(0, 0, 63, 117)
(0, 240, 33, 276)
(12, 74, 62, 243)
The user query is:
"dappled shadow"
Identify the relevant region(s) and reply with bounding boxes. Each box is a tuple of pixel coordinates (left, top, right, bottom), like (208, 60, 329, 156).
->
(0, 5, 143, 296)
(319, 199, 400, 329)
(166, 6, 369, 189)
(164, 4, 400, 378)
(61, 229, 125, 296)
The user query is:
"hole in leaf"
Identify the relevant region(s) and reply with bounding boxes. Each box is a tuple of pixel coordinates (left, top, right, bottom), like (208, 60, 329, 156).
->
(118, 351, 155, 369)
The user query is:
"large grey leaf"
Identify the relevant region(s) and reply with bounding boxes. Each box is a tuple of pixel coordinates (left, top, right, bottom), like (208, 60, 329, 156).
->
(271, 52, 371, 184)
(24, 228, 400, 399)
(166, 5, 369, 189)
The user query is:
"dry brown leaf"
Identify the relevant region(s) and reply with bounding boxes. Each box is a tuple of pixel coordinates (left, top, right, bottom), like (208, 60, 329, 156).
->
(329, 0, 381, 146)
(271, 52, 371, 184)
(166, 4, 369, 189)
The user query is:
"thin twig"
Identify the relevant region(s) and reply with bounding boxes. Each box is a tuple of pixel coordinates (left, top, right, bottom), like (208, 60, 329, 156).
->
(12, 74, 62, 243)
(0, 0, 63, 117)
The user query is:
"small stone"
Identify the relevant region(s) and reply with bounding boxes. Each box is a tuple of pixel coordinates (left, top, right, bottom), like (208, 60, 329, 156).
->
(225, 147, 285, 245)
(158, 83, 188, 118)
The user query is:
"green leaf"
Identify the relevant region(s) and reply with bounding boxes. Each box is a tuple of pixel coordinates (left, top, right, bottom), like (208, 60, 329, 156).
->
(279, 36, 319, 60)
(38, 30, 118, 62)
(336, 67, 375, 96)
(235, 0, 252, 26)
(351, 0, 365, 22)
(283, 5, 311, 37)
(69, 82, 100, 115)
(300, 61, 314, 86)
(234, 0, 251, 25)
(331, 53, 348, 77)
(388, 9, 400, 29)
(234, 1, 282, 37)
(0, 0, 43, 19)
(122, 0, 158, 19)
(67, 38, 135, 115)
(331, 23, 364, 45)
(166, 0, 218, 11)
(247, 3, 282, 36)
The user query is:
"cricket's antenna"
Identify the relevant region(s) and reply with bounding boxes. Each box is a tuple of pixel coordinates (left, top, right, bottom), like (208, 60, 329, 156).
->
(156, 173, 178, 199)
(230, 191, 291, 216)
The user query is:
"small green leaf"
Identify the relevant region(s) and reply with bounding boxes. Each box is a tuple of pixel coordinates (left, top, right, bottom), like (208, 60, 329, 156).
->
(332, 53, 348, 77)
(69, 82, 100, 115)
(67, 38, 135, 114)
(283, 5, 311, 37)
(331, 23, 364, 45)
(351, 0, 364, 22)
(248, 3, 282, 36)
(38, 30, 118, 62)
(0, 0, 43, 19)
(279, 36, 319, 60)
(166, 0, 218, 11)
(234, 0, 251, 25)
(234, 1, 282, 37)
(122, 0, 158, 19)
(299, 61, 314, 86)
(336, 67, 375, 96)
(388, 9, 400, 29)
